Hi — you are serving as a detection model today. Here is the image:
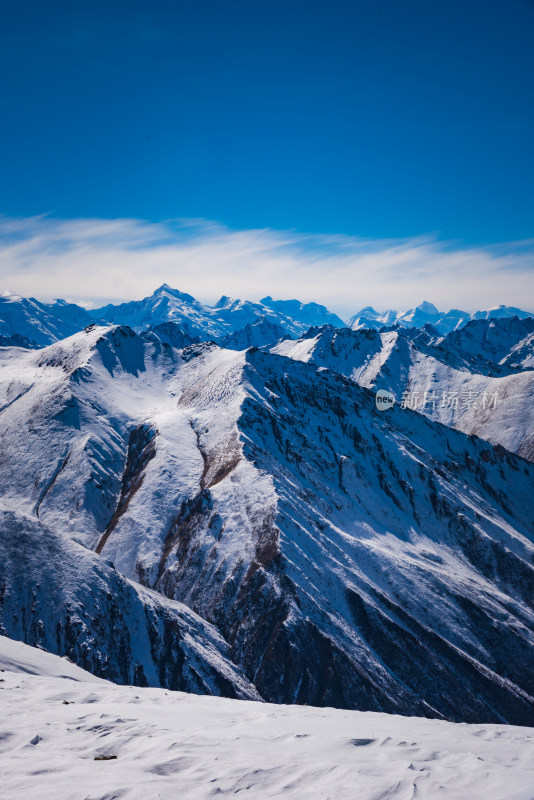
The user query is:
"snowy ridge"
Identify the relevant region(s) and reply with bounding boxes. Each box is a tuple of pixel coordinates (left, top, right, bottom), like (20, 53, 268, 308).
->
(273, 322, 534, 460)
(1, 637, 533, 800)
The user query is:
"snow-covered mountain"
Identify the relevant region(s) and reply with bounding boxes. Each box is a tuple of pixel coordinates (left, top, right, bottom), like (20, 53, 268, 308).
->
(347, 301, 534, 335)
(346, 306, 399, 330)
(3, 285, 533, 347)
(436, 316, 534, 369)
(0, 290, 94, 346)
(0, 286, 320, 347)
(92, 285, 310, 338)
(260, 295, 346, 329)
(472, 304, 534, 322)
(211, 295, 305, 336)
(217, 316, 289, 350)
(273, 321, 534, 460)
(1, 326, 533, 723)
(91, 284, 227, 338)
(2, 637, 533, 800)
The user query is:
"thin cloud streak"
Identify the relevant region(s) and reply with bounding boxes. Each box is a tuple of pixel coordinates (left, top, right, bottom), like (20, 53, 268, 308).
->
(0, 215, 533, 318)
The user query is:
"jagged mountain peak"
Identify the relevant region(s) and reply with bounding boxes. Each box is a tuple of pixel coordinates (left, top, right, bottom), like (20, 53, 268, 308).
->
(213, 295, 233, 309)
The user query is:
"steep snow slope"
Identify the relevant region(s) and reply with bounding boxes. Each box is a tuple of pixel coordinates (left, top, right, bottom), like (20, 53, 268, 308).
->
(0, 634, 107, 681)
(273, 325, 534, 460)
(2, 639, 533, 800)
(1, 327, 533, 723)
(0, 291, 94, 346)
(502, 331, 534, 371)
(0, 508, 259, 699)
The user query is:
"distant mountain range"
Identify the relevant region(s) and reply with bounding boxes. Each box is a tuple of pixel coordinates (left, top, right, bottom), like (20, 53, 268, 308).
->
(0, 290, 94, 347)
(347, 300, 534, 334)
(1, 286, 533, 347)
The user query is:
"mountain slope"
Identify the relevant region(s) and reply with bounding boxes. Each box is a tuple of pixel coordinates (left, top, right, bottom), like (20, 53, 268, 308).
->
(141, 320, 201, 349)
(217, 316, 289, 350)
(0, 506, 259, 699)
(1, 327, 533, 723)
(273, 324, 534, 461)
(436, 317, 534, 368)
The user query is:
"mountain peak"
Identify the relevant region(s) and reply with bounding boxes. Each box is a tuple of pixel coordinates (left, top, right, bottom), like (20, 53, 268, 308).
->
(416, 301, 439, 315)
(213, 295, 233, 309)
(153, 283, 175, 295)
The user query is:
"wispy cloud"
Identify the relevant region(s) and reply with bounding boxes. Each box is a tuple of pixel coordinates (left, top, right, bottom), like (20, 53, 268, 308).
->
(0, 215, 533, 317)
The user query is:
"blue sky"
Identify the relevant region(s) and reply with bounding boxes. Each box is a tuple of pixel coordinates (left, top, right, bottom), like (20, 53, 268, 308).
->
(1, 0, 533, 244)
(0, 1, 533, 311)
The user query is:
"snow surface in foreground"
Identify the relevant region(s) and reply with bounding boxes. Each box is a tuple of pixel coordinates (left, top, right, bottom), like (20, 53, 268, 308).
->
(1, 638, 533, 800)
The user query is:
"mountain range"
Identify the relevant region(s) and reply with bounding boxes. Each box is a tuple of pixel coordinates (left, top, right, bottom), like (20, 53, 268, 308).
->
(2, 285, 533, 346)
(0, 323, 533, 724)
(347, 301, 534, 335)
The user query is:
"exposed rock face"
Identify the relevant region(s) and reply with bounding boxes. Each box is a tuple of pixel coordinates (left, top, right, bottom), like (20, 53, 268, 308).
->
(0, 326, 533, 723)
